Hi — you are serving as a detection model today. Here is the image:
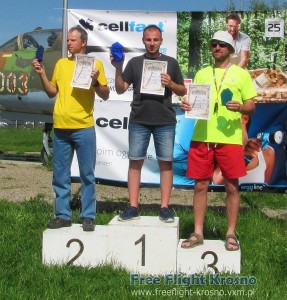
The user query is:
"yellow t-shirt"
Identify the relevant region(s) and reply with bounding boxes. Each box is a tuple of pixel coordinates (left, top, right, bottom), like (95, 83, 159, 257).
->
(51, 57, 108, 129)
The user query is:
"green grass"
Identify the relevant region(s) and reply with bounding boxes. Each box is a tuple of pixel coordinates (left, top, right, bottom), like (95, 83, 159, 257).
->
(0, 127, 43, 153)
(241, 192, 287, 210)
(0, 195, 286, 300)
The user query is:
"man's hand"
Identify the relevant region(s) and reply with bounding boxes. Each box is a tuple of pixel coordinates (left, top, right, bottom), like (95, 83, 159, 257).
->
(179, 98, 191, 112)
(226, 99, 255, 115)
(110, 53, 125, 69)
(161, 73, 173, 89)
(32, 59, 45, 75)
(91, 69, 99, 86)
(226, 100, 241, 112)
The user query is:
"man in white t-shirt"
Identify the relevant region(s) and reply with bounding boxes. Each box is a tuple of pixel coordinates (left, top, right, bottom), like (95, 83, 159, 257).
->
(226, 13, 251, 68)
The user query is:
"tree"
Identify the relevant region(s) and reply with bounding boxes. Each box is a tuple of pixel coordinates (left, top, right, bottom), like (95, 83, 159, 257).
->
(247, 0, 287, 10)
(249, 0, 270, 10)
(188, 12, 205, 78)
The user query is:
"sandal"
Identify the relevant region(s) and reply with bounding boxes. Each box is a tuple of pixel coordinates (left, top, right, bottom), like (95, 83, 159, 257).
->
(181, 233, 204, 249)
(225, 234, 240, 251)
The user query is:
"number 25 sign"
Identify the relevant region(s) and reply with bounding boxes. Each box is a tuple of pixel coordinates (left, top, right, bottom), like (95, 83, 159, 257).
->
(265, 18, 284, 38)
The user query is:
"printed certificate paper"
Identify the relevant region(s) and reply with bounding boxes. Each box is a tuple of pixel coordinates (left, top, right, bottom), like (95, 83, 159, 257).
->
(140, 60, 167, 95)
(185, 84, 211, 120)
(71, 54, 95, 89)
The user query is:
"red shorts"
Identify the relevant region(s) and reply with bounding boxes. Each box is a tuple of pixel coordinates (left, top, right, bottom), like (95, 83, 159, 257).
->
(186, 141, 247, 180)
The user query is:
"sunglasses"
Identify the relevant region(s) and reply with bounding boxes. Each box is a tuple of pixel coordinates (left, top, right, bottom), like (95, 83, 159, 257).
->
(211, 42, 228, 48)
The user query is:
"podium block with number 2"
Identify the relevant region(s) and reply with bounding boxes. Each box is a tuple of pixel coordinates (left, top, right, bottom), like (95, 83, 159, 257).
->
(42, 224, 108, 267)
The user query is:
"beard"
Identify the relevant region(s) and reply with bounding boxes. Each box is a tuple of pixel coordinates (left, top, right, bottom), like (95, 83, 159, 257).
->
(212, 51, 230, 62)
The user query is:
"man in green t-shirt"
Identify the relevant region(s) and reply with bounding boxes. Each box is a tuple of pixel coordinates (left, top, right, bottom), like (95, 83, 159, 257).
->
(180, 31, 257, 251)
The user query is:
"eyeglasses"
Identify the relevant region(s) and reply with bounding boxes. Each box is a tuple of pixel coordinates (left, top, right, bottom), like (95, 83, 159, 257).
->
(211, 42, 228, 48)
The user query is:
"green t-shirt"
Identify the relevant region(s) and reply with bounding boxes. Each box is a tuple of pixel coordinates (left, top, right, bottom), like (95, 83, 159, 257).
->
(192, 64, 257, 145)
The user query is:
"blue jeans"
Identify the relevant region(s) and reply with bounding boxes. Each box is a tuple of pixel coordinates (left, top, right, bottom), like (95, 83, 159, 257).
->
(52, 127, 96, 220)
(128, 123, 175, 161)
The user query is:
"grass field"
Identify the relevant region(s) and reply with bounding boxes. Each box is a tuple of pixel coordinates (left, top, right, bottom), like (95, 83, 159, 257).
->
(0, 127, 43, 153)
(0, 127, 286, 299)
(0, 196, 286, 300)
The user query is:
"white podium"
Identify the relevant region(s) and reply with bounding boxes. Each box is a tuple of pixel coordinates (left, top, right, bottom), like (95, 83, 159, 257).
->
(42, 224, 108, 267)
(107, 216, 179, 275)
(177, 239, 241, 274)
(42, 217, 241, 275)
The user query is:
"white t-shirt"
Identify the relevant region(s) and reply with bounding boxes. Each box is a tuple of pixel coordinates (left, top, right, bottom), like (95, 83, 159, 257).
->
(239, 151, 266, 183)
(230, 31, 251, 65)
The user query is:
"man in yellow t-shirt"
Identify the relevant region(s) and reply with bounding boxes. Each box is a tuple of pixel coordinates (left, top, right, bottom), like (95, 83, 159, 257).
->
(33, 26, 109, 231)
(179, 31, 256, 251)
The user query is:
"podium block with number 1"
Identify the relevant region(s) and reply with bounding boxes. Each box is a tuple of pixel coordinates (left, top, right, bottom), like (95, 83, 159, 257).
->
(107, 216, 179, 275)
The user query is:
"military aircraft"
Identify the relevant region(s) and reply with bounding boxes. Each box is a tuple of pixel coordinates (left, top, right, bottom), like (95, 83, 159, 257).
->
(0, 27, 62, 162)
(0, 27, 63, 118)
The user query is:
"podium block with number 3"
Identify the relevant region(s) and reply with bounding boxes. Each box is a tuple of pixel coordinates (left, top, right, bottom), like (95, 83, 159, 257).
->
(177, 239, 241, 274)
(107, 216, 179, 274)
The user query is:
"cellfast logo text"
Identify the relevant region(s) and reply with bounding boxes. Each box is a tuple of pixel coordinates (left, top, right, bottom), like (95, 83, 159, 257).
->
(96, 21, 165, 32)
(95, 117, 129, 130)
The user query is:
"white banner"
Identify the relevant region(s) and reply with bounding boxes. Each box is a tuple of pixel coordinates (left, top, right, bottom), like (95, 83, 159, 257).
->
(68, 10, 177, 101)
(68, 10, 177, 185)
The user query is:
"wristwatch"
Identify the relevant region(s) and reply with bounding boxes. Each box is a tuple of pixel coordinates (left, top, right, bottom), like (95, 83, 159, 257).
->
(92, 80, 99, 87)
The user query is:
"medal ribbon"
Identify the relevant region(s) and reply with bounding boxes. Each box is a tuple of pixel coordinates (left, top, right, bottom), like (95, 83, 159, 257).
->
(213, 63, 231, 114)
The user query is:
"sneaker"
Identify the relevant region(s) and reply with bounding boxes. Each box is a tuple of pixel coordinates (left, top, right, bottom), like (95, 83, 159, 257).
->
(159, 207, 174, 223)
(118, 206, 140, 221)
(47, 217, 72, 229)
(81, 218, 95, 232)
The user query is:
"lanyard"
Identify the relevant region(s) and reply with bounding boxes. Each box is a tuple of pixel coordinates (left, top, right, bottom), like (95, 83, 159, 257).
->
(213, 63, 231, 114)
